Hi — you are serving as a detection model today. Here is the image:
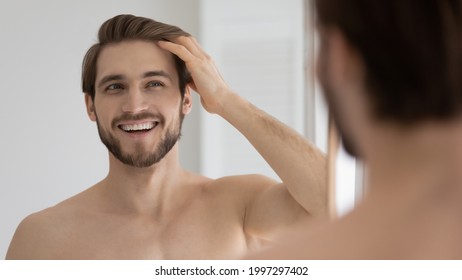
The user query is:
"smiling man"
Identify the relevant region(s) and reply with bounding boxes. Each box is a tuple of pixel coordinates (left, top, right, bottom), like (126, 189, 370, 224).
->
(6, 14, 326, 259)
(90, 41, 187, 169)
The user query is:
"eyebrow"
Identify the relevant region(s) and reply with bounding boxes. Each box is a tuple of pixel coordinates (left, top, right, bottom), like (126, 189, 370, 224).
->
(97, 70, 173, 89)
(97, 74, 124, 89)
(143, 70, 173, 82)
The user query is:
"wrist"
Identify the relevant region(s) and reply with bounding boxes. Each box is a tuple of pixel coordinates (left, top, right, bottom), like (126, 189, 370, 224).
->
(218, 90, 252, 126)
(215, 89, 239, 116)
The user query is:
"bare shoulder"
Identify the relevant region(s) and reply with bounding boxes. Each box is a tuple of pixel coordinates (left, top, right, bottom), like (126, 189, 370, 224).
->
(6, 189, 94, 259)
(202, 174, 281, 210)
(207, 174, 279, 192)
(6, 206, 65, 259)
(208, 174, 310, 241)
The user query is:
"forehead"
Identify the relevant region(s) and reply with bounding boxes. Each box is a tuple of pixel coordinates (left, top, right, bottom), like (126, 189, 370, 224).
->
(96, 40, 178, 82)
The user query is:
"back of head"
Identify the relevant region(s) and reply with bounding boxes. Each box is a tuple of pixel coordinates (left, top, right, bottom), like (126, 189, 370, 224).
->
(315, 0, 462, 124)
(82, 14, 191, 99)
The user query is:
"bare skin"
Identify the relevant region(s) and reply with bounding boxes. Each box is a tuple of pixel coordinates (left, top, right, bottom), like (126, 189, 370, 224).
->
(248, 29, 462, 259)
(6, 37, 326, 259)
(251, 120, 462, 259)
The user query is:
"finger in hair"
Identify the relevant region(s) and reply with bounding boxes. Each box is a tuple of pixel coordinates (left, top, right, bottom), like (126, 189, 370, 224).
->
(157, 40, 195, 63)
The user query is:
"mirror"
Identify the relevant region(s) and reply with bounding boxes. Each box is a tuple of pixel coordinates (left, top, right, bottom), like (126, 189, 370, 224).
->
(0, 0, 362, 258)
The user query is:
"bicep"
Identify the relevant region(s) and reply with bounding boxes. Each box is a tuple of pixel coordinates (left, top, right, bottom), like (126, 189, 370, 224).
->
(244, 183, 310, 241)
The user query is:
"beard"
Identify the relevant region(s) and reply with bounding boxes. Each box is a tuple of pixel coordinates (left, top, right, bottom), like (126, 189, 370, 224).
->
(95, 109, 184, 168)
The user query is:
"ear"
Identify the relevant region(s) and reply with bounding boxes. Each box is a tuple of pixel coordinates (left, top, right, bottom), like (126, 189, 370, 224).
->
(181, 87, 193, 115)
(318, 28, 370, 156)
(84, 94, 97, 122)
(322, 28, 364, 92)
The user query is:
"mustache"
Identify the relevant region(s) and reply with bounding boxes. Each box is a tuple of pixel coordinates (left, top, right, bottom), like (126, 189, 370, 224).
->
(111, 112, 165, 128)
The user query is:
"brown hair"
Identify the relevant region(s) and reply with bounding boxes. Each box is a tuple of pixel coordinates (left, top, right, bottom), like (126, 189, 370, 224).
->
(82, 14, 191, 100)
(315, 0, 462, 124)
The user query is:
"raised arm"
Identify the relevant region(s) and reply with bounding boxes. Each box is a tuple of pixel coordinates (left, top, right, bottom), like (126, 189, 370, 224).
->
(158, 37, 327, 235)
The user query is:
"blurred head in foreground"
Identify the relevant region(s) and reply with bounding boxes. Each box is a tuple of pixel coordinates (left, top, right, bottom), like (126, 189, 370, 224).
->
(316, 0, 462, 157)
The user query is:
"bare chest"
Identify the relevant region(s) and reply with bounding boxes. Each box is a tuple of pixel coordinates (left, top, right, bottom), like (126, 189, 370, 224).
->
(52, 203, 248, 259)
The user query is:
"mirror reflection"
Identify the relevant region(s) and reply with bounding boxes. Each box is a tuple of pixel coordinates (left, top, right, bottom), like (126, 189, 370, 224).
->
(1, 0, 358, 259)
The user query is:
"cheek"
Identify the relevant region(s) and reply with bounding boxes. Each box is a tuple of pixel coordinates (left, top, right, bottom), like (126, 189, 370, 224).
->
(160, 93, 183, 112)
(162, 102, 184, 126)
(94, 98, 117, 126)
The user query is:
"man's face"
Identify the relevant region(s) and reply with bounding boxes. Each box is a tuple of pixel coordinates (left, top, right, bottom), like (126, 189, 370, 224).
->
(86, 40, 191, 168)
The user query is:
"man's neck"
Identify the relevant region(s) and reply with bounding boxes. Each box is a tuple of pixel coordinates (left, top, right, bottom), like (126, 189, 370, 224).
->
(99, 144, 190, 216)
(365, 118, 462, 203)
(336, 119, 462, 258)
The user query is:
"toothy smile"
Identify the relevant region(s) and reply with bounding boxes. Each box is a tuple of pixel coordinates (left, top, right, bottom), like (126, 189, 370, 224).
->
(118, 122, 158, 132)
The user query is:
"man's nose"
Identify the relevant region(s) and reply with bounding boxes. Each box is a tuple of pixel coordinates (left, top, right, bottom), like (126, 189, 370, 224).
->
(121, 87, 149, 113)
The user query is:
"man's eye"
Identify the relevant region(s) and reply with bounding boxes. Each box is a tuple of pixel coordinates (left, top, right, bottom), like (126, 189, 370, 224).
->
(106, 84, 124, 91)
(147, 81, 164, 88)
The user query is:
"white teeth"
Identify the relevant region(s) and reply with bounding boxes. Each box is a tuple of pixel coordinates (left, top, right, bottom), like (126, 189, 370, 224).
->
(120, 122, 155, 132)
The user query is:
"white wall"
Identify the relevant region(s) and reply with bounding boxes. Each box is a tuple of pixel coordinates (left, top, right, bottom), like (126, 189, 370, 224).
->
(0, 0, 200, 258)
(199, 0, 306, 179)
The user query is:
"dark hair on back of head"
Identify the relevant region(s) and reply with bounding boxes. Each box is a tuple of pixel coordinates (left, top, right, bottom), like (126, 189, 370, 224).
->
(315, 0, 462, 124)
